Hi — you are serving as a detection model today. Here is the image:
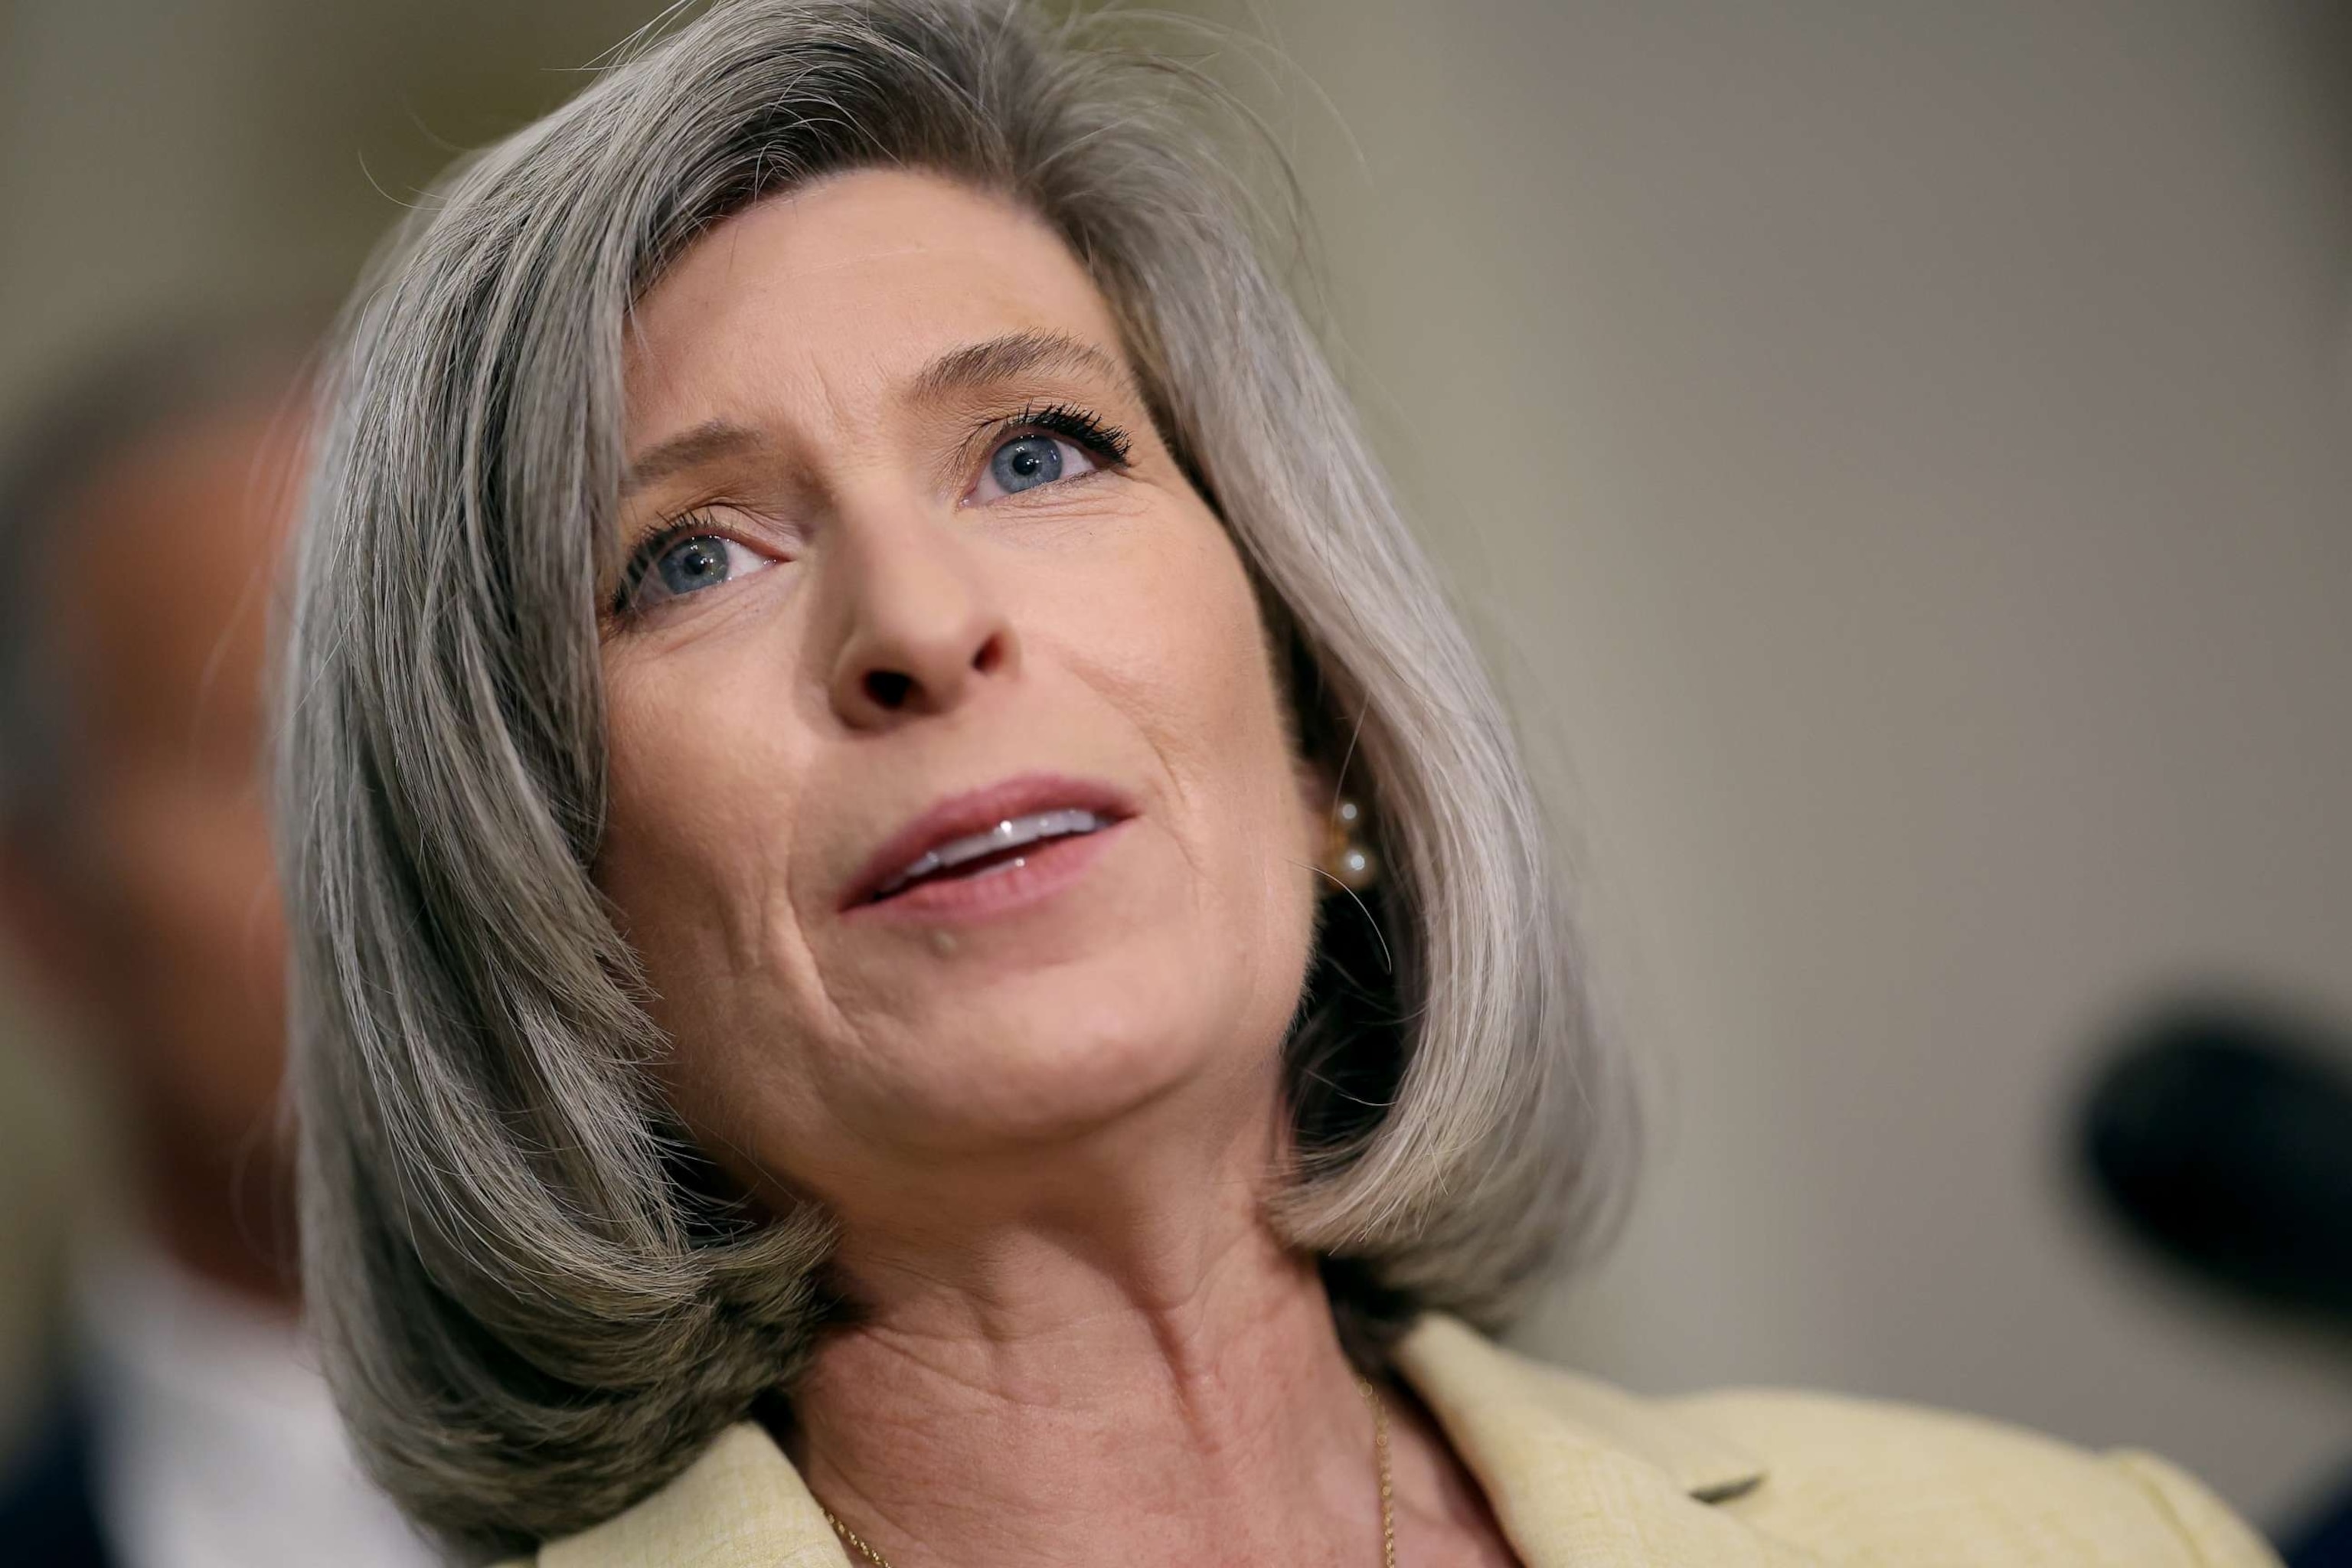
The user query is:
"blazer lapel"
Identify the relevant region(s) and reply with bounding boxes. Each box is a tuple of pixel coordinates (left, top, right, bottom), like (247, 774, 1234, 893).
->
(1393, 1313, 1824, 1567)
(538, 1422, 849, 1568)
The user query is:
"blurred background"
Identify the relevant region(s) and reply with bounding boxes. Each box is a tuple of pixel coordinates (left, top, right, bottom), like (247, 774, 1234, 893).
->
(1, 0, 2347, 1558)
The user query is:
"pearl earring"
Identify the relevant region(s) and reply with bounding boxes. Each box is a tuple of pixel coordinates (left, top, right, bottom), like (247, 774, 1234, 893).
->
(1321, 795, 1380, 892)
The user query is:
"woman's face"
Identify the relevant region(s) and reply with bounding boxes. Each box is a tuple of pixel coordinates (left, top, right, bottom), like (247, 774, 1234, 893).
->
(598, 168, 1328, 1220)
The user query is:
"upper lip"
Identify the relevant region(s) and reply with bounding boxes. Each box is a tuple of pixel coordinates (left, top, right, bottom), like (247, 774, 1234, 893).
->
(838, 770, 1138, 910)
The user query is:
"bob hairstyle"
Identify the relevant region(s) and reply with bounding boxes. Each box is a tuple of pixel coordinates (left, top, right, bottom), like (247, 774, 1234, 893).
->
(281, 0, 1636, 1552)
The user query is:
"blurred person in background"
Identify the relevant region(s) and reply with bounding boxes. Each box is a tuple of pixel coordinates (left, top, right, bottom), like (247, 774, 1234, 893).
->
(0, 322, 434, 1568)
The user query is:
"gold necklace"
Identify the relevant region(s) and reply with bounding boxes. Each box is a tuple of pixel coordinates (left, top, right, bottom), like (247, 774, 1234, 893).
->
(820, 1374, 1398, 1567)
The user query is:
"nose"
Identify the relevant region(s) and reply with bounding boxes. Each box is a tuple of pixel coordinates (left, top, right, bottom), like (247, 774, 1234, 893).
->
(822, 495, 1018, 730)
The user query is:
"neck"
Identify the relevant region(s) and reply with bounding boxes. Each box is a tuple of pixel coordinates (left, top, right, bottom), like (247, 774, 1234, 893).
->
(786, 1107, 1388, 1566)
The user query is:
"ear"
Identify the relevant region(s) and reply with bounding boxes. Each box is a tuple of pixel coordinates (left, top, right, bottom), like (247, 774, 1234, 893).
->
(0, 829, 96, 1021)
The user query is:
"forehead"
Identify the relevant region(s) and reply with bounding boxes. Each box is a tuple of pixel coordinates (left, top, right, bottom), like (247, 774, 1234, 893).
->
(625, 168, 1125, 439)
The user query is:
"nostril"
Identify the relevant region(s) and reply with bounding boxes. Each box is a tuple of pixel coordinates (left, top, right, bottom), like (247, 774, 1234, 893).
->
(972, 633, 1005, 676)
(863, 669, 914, 709)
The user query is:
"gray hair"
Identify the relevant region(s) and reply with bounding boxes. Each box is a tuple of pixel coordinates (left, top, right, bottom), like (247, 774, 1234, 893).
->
(281, 0, 1636, 1553)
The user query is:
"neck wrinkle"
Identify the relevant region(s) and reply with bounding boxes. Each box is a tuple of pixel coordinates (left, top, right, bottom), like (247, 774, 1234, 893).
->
(786, 1135, 1383, 1566)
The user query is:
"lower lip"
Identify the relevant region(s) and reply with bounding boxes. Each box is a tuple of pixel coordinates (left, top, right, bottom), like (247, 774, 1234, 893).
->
(845, 817, 1132, 925)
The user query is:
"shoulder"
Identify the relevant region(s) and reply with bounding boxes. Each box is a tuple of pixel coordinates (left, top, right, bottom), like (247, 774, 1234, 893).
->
(1668, 1383, 2279, 1567)
(1396, 1315, 2281, 1567)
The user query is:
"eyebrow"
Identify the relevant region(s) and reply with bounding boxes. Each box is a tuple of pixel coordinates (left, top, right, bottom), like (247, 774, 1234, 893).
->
(620, 420, 766, 500)
(620, 330, 1136, 500)
(910, 329, 1135, 402)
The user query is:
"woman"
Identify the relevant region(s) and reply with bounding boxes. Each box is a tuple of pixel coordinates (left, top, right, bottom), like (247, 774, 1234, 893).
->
(279, 2, 2280, 1564)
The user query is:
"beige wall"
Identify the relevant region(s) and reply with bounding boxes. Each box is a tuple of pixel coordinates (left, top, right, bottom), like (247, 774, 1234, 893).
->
(0, 0, 666, 398)
(3, 0, 2347, 1531)
(1171, 0, 2352, 1527)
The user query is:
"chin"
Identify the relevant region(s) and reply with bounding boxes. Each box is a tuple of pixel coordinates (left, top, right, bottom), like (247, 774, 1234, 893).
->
(871, 944, 1285, 1151)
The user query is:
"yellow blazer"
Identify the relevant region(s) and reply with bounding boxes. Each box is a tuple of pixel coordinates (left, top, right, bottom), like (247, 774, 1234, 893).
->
(516, 1312, 2281, 1566)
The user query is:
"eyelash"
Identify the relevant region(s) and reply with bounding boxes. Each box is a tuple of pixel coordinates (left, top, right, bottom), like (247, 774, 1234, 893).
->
(995, 401, 1132, 470)
(607, 402, 1134, 620)
(611, 509, 727, 618)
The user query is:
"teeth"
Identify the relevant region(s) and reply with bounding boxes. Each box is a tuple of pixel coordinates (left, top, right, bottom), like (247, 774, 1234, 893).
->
(876, 808, 1107, 898)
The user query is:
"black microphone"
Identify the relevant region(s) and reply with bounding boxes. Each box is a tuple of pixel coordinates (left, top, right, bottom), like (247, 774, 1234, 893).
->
(2077, 996, 2352, 1325)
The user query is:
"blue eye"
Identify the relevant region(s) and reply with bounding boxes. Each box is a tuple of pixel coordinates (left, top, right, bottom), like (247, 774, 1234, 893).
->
(991, 434, 1065, 493)
(657, 535, 731, 595)
(618, 530, 772, 614)
(965, 405, 1129, 505)
(973, 431, 1101, 502)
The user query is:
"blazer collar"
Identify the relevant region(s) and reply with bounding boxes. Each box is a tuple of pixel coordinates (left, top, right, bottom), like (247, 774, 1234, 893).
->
(1392, 1312, 1766, 1504)
(540, 1313, 1772, 1568)
(1393, 1313, 1804, 1567)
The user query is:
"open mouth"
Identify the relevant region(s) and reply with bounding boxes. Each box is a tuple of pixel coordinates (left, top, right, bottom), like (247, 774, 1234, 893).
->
(867, 807, 1116, 903)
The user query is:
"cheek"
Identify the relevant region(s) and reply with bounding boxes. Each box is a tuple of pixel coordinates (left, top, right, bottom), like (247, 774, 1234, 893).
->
(1076, 517, 1321, 998)
(596, 646, 825, 1066)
